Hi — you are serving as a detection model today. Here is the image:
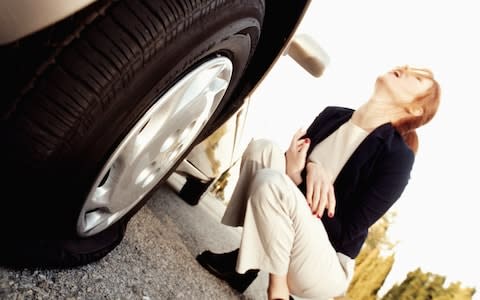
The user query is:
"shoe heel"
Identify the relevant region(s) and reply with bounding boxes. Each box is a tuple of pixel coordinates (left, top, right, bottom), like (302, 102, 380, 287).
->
(228, 269, 258, 293)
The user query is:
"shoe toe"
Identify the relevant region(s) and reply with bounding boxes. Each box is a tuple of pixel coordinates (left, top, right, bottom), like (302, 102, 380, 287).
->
(196, 250, 258, 294)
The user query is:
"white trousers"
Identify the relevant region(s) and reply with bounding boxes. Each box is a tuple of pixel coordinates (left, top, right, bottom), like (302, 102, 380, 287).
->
(221, 139, 351, 300)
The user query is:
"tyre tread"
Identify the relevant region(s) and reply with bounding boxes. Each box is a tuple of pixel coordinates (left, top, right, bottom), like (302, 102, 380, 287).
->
(8, 0, 261, 161)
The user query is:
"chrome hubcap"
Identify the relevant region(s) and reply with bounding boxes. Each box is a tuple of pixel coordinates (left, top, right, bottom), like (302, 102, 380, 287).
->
(77, 57, 233, 236)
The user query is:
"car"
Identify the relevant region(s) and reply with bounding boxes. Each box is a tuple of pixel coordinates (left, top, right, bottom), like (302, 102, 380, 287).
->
(0, 0, 327, 268)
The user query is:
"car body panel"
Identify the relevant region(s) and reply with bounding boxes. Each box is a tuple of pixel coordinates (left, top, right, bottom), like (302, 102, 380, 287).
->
(0, 0, 97, 45)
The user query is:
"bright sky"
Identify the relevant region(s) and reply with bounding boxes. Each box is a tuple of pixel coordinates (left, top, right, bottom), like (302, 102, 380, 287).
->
(243, 0, 480, 296)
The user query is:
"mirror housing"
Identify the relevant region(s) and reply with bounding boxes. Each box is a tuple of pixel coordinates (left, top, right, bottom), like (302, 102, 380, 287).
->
(284, 33, 330, 77)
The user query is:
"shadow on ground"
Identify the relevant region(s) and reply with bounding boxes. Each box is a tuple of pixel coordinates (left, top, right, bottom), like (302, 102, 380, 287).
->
(0, 185, 268, 300)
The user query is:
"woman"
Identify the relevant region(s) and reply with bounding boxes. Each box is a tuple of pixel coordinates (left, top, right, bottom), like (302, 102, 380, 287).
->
(196, 65, 441, 300)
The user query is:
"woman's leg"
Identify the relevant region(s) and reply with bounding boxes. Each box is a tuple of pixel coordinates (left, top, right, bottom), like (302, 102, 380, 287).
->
(268, 273, 290, 300)
(197, 139, 287, 293)
(202, 138, 349, 298)
(237, 168, 350, 299)
(222, 138, 286, 227)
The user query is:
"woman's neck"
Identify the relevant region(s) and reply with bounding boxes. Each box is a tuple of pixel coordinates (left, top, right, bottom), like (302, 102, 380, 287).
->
(351, 100, 406, 132)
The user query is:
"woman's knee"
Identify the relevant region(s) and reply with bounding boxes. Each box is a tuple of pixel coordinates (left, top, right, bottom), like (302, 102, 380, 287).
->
(249, 169, 289, 208)
(242, 138, 283, 162)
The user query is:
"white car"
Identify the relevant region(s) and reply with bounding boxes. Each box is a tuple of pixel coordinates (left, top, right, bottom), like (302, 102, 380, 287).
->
(0, 0, 327, 268)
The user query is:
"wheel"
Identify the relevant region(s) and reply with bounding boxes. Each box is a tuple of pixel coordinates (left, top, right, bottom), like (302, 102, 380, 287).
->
(1, 0, 264, 268)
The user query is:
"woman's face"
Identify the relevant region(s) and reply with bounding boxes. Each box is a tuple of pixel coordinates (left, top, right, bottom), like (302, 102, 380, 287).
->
(377, 66, 434, 105)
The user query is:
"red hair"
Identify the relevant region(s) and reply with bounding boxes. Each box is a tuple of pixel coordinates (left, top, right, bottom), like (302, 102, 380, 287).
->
(391, 67, 441, 154)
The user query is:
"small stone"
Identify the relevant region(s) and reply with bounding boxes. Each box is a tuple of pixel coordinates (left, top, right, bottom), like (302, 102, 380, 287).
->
(24, 283, 34, 289)
(36, 280, 48, 289)
(16, 294, 25, 300)
(32, 286, 48, 297)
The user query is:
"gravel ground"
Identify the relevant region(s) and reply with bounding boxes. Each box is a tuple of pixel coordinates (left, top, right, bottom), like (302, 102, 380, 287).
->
(0, 185, 269, 300)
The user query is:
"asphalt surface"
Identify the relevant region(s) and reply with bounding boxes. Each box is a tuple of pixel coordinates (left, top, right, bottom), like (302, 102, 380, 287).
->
(0, 185, 270, 300)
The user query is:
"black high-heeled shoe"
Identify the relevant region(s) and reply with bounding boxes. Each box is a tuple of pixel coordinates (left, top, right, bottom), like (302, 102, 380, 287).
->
(196, 248, 259, 293)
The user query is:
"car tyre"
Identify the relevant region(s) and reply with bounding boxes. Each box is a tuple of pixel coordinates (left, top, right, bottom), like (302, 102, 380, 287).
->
(1, 0, 264, 268)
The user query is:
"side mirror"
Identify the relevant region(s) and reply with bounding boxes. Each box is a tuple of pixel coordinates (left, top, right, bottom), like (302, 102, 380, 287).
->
(284, 34, 330, 78)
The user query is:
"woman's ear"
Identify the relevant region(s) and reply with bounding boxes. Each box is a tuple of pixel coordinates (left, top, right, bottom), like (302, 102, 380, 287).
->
(407, 105, 424, 117)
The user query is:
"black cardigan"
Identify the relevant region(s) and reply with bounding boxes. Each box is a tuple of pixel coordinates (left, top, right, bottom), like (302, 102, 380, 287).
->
(298, 106, 415, 258)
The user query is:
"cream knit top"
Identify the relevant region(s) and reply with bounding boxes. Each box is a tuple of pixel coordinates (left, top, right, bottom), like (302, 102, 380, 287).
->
(308, 118, 369, 181)
(307, 118, 369, 283)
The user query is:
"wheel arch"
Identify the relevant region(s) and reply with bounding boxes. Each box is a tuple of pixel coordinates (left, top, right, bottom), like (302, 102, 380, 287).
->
(226, 0, 312, 112)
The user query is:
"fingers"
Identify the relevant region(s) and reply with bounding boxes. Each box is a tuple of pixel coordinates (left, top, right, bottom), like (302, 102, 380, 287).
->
(293, 128, 306, 141)
(305, 162, 335, 219)
(302, 138, 310, 150)
(327, 186, 336, 218)
(291, 128, 305, 145)
(294, 139, 304, 151)
(316, 184, 329, 217)
(311, 183, 335, 219)
(311, 181, 321, 215)
(310, 184, 324, 217)
(297, 138, 310, 154)
(290, 128, 307, 152)
(305, 173, 314, 207)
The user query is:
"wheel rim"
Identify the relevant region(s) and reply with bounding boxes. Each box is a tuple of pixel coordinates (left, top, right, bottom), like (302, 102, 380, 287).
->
(77, 56, 233, 237)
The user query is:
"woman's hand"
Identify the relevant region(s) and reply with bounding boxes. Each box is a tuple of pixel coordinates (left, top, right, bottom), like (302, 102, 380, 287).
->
(285, 128, 310, 185)
(305, 161, 336, 218)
